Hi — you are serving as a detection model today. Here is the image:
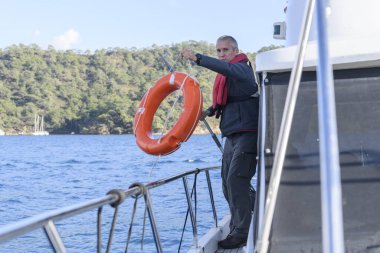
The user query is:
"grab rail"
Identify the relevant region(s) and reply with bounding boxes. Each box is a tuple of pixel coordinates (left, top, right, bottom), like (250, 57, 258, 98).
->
(0, 166, 221, 253)
(315, 0, 345, 251)
(255, 0, 345, 252)
(256, 0, 316, 252)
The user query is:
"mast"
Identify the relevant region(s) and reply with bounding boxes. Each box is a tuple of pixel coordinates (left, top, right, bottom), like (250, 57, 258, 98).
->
(34, 114, 37, 133)
(41, 116, 44, 132)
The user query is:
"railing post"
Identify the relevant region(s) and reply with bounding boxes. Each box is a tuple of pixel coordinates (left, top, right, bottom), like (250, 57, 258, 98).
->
(97, 207, 103, 253)
(182, 176, 199, 248)
(43, 220, 67, 253)
(205, 170, 218, 227)
(143, 187, 163, 253)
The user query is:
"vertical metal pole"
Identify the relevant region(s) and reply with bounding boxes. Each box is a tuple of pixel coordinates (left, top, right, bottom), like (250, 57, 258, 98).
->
(257, 72, 268, 235)
(202, 119, 224, 153)
(256, 0, 315, 252)
(182, 177, 199, 248)
(247, 72, 268, 253)
(248, 72, 269, 253)
(143, 189, 163, 253)
(315, 0, 345, 252)
(97, 207, 102, 253)
(43, 220, 67, 253)
(105, 207, 119, 253)
(205, 170, 218, 227)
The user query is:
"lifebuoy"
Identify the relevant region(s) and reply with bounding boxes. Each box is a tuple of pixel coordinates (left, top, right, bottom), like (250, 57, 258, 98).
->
(133, 71, 203, 156)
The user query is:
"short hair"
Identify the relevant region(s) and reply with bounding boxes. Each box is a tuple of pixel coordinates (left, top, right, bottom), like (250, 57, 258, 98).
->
(217, 35, 238, 49)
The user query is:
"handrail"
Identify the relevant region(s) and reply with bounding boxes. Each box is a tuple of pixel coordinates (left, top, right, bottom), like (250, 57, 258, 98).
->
(246, 71, 269, 253)
(256, 0, 316, 252)
(315, 0, 345, 251)
(258, 72, 268, 237)
(255, 0, 346, 252)
(0, 193, 125, 243)
(0, 165, 221, 252)
(144, 166, 220, 189)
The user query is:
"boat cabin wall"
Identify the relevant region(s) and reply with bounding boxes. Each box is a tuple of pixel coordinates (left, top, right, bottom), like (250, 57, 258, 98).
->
(257, 67, 380, 252)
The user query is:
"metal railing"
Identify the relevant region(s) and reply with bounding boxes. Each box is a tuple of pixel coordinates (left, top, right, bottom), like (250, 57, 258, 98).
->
(0, 166, 221, 253)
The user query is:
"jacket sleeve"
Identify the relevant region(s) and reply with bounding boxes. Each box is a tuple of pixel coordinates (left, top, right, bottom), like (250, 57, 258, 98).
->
(198, 54, 251, 81)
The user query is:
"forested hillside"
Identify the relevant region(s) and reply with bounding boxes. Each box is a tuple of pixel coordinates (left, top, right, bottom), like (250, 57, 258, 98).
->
(0, 42, 278, 135)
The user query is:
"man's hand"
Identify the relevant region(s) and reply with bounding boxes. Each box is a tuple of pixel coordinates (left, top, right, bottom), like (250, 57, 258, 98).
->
(181, 49, 197, 62)
(200, 109, 210, 121)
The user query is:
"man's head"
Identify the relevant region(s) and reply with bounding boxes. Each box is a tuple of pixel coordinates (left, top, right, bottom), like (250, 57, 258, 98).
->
(216, 35, 239, 62)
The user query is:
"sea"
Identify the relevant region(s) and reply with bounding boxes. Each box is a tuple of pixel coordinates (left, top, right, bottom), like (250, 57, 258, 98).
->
(0, 134, 233, 253)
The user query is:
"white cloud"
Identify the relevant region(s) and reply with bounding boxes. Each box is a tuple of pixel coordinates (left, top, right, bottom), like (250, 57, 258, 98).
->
(31, 29, 41, 45)
(33, 29, 41, 38)
(52, 29, 80, 50)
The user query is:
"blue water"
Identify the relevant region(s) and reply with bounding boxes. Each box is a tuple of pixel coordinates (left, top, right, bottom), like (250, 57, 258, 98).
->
(0, 135, 229, 252)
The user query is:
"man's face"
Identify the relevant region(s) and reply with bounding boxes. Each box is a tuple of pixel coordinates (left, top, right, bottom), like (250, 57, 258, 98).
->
(216, 40, 238, 62)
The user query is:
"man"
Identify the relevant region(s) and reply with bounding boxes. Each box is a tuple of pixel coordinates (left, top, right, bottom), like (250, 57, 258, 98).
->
(182, 35, 259, 249)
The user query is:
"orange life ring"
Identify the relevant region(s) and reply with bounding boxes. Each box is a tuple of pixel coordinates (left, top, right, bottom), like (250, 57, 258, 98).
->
(133, 71, 203, 156)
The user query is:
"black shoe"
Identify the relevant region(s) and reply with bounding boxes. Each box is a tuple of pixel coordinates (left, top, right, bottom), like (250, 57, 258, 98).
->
(218, 235, 247, 249)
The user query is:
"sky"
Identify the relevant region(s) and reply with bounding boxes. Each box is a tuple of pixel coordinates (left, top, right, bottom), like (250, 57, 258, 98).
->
(0, 0, 287, 53)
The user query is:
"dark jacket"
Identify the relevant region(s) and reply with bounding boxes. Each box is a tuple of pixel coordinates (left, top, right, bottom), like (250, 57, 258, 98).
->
(198, 54, 259, 137)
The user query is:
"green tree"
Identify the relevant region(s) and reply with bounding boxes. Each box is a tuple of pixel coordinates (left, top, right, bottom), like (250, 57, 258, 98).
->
(0, 42, 280, 134)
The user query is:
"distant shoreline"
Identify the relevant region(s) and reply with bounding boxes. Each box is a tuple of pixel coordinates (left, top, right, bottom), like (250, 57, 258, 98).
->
(0, 132, 219, 136)
(0, 125, 220, 136)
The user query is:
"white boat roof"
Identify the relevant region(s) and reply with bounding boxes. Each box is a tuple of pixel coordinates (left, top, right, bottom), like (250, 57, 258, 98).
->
(256, 0, 380, 73)
(256, 37, 380, 73)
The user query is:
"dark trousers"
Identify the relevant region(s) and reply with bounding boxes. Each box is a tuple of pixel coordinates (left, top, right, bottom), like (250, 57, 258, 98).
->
(222, 132, 257, 237)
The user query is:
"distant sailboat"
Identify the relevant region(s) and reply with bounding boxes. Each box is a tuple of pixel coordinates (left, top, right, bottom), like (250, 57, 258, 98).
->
(32, 114, 49, 136)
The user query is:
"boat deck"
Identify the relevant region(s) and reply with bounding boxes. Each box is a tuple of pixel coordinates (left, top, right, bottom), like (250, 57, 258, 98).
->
(215, 246, 245, 253)
(188, 215, 247, 253)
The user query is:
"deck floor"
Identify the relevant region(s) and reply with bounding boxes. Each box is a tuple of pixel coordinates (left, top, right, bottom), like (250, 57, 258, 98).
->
(187, 215, 246, 253)
(215, 245, 245, 253)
